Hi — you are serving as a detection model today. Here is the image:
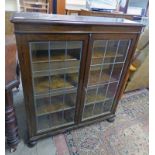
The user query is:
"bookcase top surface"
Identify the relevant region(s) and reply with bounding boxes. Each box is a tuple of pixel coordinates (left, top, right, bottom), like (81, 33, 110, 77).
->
(11, 12, 143, 27)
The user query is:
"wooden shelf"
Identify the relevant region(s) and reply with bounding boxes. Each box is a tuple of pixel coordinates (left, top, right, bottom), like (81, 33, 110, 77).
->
(86, 94, 106, 104)
(34, 76, 74, 94)
(37, 103, 74, 117)
(87, 80, 119, 90)
(31, 42, 82, 51)
(93, 51, 123, 58)
(88, 71, 116, 86)
(32, 54, 81, 77)
(32, 53, 80, 77)
(33, 67, 79, 77)
(31, 50, 123, 78)
(35, 87, 78, 99)
(33, 70, 118, 96)
(32, 54, 75, 63)
(32, 50, 122, 63)
(92, 51, 123, 64)
(36, 92, 76, 116)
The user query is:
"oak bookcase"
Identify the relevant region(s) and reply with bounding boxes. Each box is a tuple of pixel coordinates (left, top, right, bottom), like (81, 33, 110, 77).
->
(11, 12, 143, 145)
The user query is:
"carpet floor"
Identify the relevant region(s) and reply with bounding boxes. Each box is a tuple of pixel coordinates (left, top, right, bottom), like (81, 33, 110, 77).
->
(64, 89, 149, 155)
(6, 87, 149, 155)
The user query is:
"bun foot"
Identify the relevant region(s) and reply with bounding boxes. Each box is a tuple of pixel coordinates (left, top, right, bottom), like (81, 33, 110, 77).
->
(107, 117, 115, 123)
(28, 140, 37, 147)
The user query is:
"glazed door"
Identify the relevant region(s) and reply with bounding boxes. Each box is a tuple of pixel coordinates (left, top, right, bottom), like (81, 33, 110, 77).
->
(81, 34, 137, 121)
(20, 34, 88, 133)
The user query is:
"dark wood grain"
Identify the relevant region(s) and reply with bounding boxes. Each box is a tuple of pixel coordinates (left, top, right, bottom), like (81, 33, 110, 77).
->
(14, 23, 142, 35)
(111, 34, 138, 113)
(5, 35, 20, 151)
(5, 87, 19, 151)
(5, 35, 17, 85)
(77, 33, 93, 123)
(12, 13, 143, 144)
(11, 12, 143, 26)
(112, 34, 141, 113)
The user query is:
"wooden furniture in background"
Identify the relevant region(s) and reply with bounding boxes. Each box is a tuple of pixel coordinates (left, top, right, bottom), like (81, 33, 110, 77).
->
(5, 35, 20, 152)
(57, 0, 65, 14)
(48, 0, 53, 13)
(21, 1, 49, 13)
(11, 12, 143, 146)
(79, 9, 135, 20)
(65, 9, 81, 15)
(65, 6, 81, 15)
(48, 0, 66, 14)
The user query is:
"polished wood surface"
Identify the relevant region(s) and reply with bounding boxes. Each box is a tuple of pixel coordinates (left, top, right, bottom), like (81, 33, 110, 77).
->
(12, 13, 143, 144)
(5, 84, 19, 152)
(5, 35, 17, 85)
(11, 12, 142, 26)
(5, 35, 20, 151)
